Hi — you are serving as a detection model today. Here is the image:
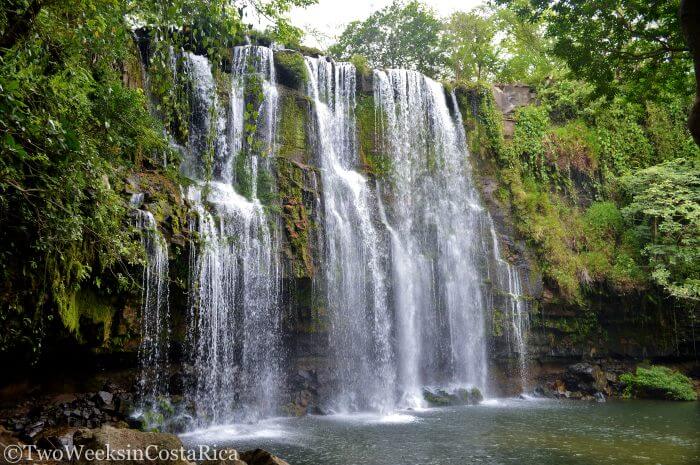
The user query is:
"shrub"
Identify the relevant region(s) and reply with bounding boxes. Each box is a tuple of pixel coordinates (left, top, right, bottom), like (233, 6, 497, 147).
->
(621, 366, 697, 401)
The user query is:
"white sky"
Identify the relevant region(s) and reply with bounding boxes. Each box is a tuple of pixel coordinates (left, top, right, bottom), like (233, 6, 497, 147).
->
(288, 0, 486, 49)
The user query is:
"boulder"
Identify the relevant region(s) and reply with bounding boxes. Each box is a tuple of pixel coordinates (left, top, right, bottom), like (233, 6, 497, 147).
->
(95, 391, 114, 406)
(73, 426, 191, 465)
(422, 387, 483, 406)
(563, 363, 608, 394)
(240, 449, 289, 465)
(201, 448, 246, 465)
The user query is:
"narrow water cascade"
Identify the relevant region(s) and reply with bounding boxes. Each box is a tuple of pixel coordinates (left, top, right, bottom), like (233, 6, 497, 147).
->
(132, 198, 171, 407)
(488, 218, 530, 392)
(304, 57, 395, 413)
(373, 69, 490, 401)
(182, 46, 282, 426)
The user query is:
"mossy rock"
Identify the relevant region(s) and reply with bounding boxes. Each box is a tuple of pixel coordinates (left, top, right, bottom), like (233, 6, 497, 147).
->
(356, 93, 391, 177)
(423, 387, 483, 406)
(274, 50, 309, 90)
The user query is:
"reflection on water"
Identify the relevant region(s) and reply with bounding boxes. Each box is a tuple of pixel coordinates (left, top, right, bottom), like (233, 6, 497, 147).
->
(180, 399, 700, 465)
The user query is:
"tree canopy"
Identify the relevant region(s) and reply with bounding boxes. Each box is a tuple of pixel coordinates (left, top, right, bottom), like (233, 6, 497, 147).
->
(495, 0, 694, 100)
(329, 0, 444, 77)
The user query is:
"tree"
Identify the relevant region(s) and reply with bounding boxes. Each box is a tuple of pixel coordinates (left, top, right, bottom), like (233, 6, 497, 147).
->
(444, 9, 500, 82)
(495, 0, 694, 100)
(0, 0, 316, 363)
(621, 158, 700, 302)
(494, 5, 563, 85)
(329, 0, 444, 78)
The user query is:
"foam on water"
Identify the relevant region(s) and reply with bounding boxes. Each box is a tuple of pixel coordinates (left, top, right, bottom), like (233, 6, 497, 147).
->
(180, 418, 294, 444)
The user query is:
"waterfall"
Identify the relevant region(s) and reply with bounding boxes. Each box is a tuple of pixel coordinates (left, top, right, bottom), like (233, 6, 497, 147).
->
(133, 197, 170, 407)
(488, 218, 530, 392)
(140, 43, 533, 425)
(182, 46, 282, 425)
(304, 57, 395, 412)
(373, 70, 490, 402)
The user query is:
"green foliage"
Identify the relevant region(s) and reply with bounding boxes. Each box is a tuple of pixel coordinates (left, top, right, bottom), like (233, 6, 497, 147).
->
(494, 3, 563, 85)
(645, 99, 700, 164)
(356, 94, 391, 177)
(538, 79, 597, 123)
(274, 50, 309, 90)
(329, 0, 445, 78)
(0, 0, 163, 360)
(456, 83, 504, 162)
(349, 54, 371, 77)
(621, 159, 700, 301)
(444, 10, 500, 82)
(594, 100, 654, 177)
(496, 0, 694, 101)
(621, 366, 697, 401)
(277, 93, 314, 278)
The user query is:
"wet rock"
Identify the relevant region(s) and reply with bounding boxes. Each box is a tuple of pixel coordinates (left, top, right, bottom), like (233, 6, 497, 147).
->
(201, 449, 246, 465)
(422, 387, 483, 406)
(35, 427, 75, 451)
(95, 391, 114, 407)
(564, 363, 608, 394)
(20, 420, 45, 443)
(240, 449, 290, 465)
(594, 392, 606, 403)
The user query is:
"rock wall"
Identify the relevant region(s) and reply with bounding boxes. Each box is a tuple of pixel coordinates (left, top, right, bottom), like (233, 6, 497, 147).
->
(455, 84, 699, 396)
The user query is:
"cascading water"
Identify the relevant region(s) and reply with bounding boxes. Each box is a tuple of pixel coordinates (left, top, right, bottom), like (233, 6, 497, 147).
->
(488, 218, 530, 392)
(304, 57, 395, 412)
(182, 46, 282, 425)
(373, 70, 491, 403)
(132, 195, 170, 407)
(141, 42, 531, 425)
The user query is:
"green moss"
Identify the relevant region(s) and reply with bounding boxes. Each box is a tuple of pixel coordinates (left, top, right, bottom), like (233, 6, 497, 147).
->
(276, 92, 314, 278)
(274, 50, 309, 90)
(59, 288, 116, 344)
(491, 308, 505, 337)
(356, 94, 391, 177)
(621, 366, 697, 401)
(455, 83, 504, 162)
(350, 54, 371, 78)
(278, 92, 308, 160)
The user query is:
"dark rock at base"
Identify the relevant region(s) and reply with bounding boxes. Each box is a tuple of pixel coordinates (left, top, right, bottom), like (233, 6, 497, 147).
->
(563, 363, 609, 394)
(423, 387, 483, 406)
(533, 385, 557, 398)
(201, 448, 246, 465)
(35, 427, 75, 450)
(95, 391, 114, 407)
(20, 420, 45, 443)
(240, 449, 290, 465)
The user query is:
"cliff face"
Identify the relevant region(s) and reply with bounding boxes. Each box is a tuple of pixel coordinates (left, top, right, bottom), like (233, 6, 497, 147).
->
(1, 48, 696, 407)
(455, 84, 698, 395)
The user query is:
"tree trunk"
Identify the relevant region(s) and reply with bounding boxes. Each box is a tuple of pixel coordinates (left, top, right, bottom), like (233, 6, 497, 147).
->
(680, 0, 700, 146)
(0, 1, 48, 55)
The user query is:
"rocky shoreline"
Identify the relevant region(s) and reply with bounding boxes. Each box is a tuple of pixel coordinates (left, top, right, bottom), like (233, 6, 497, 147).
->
(0, 424, 289, 465)
(1, 360, 696, 465)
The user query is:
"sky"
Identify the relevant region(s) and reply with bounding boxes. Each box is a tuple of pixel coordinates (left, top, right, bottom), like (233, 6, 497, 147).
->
(287, 0, 486, 49)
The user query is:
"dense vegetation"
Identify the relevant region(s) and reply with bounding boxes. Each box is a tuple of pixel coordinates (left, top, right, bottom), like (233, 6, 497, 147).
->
(0, 0, 312, 364)
(0, 0, 697, 367)
(621, 365, 697, 401)
(334, 0, 699, 311)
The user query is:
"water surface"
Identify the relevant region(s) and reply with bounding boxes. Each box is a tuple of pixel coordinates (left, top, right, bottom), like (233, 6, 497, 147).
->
(181, 399, 700, 465)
